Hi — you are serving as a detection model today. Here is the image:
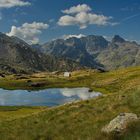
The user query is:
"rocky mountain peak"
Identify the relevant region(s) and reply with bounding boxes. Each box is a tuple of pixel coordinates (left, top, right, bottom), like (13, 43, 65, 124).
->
(112, 35, 125, 43)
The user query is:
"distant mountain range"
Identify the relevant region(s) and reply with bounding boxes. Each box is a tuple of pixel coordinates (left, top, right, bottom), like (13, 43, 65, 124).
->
(42, 35, 140, 70)
(0, 33, 82, 74)
(0, 32, 140, 73)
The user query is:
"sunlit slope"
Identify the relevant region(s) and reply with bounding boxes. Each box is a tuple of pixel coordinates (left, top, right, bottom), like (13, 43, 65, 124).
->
(0, 66, 140, 140)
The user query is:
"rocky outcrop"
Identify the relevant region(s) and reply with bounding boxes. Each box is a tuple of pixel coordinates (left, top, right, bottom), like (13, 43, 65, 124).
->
(102, 113, 139, 134)
(112, 35, 125, 43)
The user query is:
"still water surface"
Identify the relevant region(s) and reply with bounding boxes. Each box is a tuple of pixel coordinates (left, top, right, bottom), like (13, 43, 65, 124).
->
(0, 88, 102, 106)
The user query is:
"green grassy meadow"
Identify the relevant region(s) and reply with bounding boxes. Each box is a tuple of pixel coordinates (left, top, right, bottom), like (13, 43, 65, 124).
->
(0, 66, 140, 140)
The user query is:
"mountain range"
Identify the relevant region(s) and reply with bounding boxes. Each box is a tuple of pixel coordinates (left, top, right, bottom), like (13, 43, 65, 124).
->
(42, 35, 140, 70)
(0, 33, 82, 74)
(0, 32, 140, 73)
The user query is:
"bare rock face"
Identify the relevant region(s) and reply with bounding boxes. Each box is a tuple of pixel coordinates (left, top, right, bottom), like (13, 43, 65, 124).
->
(42, 35, 140, 70)
(0, 33, 83, 74)
(102, 113, 138, 134)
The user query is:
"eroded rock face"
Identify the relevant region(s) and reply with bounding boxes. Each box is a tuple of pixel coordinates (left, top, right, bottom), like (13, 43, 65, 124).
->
(0, 33, 83, 73)
(102, 113, 139, 134)
(42, 35, 140, 70)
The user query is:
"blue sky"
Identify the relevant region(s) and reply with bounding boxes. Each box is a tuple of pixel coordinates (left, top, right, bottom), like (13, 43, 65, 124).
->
(0, 0, 140, 44)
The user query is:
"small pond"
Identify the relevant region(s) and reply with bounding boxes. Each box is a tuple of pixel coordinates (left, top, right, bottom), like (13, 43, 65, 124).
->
(0, 88, 102, 106)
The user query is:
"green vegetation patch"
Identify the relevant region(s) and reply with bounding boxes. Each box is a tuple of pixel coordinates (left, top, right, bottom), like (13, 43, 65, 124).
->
(0, 66, 139, 140)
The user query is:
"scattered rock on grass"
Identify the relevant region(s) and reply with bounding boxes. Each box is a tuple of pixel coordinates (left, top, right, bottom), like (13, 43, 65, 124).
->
(0, 74, 5, 78)
(29, 82, 46, 87)
(102, 113, 139, 134)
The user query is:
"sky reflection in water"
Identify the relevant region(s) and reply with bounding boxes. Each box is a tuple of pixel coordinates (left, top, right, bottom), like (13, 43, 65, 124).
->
(0, 88, 102, 106)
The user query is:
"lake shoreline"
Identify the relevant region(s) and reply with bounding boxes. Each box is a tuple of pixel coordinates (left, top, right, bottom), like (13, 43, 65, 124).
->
(0, 87, 102, 106)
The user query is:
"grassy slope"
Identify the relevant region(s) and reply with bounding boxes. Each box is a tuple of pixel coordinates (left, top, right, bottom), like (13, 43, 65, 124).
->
(0, 66, 140, 140)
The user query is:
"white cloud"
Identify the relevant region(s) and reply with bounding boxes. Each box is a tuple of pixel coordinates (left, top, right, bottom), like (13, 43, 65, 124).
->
(62, 4, 91, 14)
(58, 12, 113, 29)
(58, 15, 77, 26)
(58, 4, 117, 29)
(62, 34, 86, 40)
(7, 22, 49, 44)
(0, 0, 31, 8)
